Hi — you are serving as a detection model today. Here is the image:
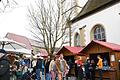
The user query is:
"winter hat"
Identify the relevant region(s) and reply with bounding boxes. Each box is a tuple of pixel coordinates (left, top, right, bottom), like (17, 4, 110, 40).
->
(0, 49, 7, 54)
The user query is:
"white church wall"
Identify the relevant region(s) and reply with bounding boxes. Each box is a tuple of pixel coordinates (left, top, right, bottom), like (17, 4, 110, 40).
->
(71, 2, 120, 46)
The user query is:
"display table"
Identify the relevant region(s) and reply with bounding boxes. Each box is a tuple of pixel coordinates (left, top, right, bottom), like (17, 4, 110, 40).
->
(95, 69, 117, 80)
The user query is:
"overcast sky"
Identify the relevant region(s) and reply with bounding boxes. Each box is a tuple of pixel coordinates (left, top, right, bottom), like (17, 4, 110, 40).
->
(0, 0, 88, 39)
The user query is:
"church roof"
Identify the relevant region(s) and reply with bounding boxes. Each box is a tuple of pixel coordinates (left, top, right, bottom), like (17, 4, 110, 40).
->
(71, 0, 120, 23)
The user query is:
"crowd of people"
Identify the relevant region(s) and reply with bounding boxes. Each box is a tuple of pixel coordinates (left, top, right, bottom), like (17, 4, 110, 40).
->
(0, 49, 105, 80)
(74, 55, 104, 80)
(0, 49, 70, 80)
(0, 49, 31, 80)
(35, 54, 69, 80)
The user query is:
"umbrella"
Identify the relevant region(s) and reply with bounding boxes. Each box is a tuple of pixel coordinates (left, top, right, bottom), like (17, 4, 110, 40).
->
(0, 38, 26, 50)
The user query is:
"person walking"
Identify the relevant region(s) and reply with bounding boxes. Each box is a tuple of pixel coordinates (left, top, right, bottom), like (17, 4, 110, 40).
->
(55, 56, 62, 80)
(45, 56, 51, 80)
(49, 56, 56, 80)
(59, 54, 69, 80)
(97, 55, 103, 80)
(36, 56, 43, 80)
(42, 58, 45, 80)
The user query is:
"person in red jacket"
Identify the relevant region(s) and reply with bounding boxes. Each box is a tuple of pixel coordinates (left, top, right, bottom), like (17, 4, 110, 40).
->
(75, 56, 84, 80)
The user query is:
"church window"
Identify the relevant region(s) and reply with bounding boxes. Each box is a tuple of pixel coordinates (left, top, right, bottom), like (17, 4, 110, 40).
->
(74, 33, 80, 46)
(93, 24, 106, 41)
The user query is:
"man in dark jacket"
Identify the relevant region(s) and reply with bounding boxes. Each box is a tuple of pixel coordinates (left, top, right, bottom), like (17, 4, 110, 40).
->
(84, 58, 90, 80)
(36, 56, 43, 80)
(0, 49, 10, 80)
(45, 56, 51, 80)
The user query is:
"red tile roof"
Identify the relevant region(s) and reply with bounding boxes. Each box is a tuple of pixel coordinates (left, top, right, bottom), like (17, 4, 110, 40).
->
(37, 49, 48, 57)
(93, 40, 120, 51)
(5, 32, 32, 50)
(64, 46, 83, 54)
(81, 40, 120, 53)
(57, 46, 84, 56)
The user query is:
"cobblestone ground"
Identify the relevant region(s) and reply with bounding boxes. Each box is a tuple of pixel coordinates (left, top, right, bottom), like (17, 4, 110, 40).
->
(64, 77, 76, 80)
(63, 77, 86, 80)
(46, 76, 86, 80)
(10, 74, 87, 80)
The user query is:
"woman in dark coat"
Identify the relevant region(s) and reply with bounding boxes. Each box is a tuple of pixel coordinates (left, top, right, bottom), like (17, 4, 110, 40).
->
(89, 59, 96, 80)
(84, 59, 90, 80)
(0, 49, 10, 80)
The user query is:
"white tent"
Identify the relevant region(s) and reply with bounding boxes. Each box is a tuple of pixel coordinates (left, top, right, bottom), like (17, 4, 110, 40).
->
(5, 48, 31, 55)
(0, 38, 26, 49)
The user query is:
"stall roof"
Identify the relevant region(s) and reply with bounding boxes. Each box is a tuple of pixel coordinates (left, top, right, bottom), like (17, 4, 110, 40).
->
(5, 32, 32, 50)
(57, 46, 84, 56)
(39, 49, 48, 57)
(81, 40, 120, 53)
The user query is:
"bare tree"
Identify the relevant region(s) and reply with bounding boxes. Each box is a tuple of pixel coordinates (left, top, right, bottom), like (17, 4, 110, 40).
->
(0, 0, 18, 13)
(27, 0, 76, 55)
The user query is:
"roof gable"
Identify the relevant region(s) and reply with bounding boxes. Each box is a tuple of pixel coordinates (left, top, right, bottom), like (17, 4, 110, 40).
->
(57, 46, 84, 56)
(71, 0, 120, 23)
(5, 32, 32, 50)
(79, 0, 113, 16)
(81, 40, 120, 53)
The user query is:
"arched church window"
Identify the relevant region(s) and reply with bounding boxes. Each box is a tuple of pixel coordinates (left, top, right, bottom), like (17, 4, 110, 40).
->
(74, 33, 80, 46)
(93, 24, 106, 41)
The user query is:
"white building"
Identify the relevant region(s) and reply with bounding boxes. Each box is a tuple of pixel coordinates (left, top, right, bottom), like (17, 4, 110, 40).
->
(70, 0, 120, 46)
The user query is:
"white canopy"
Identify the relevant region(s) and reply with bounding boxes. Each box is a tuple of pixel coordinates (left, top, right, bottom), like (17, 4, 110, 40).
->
(0, 38, 26, 49)
(5, 48, 31, 55)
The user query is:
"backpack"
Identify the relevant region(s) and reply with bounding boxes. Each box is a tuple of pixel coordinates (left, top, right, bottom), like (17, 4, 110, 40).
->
(0, 54, 10, 76)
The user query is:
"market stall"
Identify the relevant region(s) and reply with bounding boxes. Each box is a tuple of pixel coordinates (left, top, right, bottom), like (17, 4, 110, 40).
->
(57, 46, 86, 77)
(80, 40, 120, 80)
